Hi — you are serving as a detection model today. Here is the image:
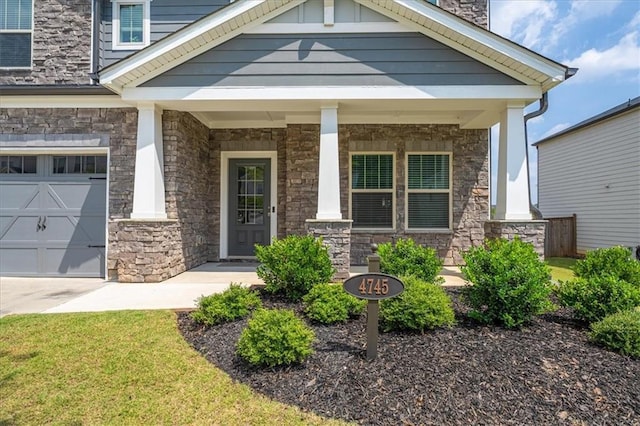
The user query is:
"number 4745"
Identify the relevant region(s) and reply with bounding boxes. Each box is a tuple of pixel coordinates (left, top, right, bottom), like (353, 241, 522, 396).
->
(359, 278, 389, 296)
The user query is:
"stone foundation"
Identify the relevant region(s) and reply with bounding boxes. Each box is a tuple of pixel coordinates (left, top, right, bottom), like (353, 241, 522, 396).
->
(305, 219, 352, 280)
(108, 219, 185, 282)
(484, 220, 547, 258)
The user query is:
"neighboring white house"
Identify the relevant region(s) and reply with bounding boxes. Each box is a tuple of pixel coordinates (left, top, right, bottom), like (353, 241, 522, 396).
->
(535, 96, 640, 256)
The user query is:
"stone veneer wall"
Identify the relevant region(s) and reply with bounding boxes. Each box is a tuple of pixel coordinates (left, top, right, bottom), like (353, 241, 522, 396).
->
(485, 220, 547, 258)
(305, 220, 352, 280)
(440, 0, 488, 28)
(0, 0, 93, 85)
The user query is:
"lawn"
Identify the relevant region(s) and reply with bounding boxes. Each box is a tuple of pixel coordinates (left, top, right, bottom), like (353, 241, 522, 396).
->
(0, 310, 348, 425)
(546, 256, 577, 282)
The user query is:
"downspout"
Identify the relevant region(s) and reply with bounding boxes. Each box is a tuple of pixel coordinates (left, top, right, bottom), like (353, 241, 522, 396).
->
(523, 93, 548, 219)
(524, 68, 578, 220)
(90, 0, 101, 84)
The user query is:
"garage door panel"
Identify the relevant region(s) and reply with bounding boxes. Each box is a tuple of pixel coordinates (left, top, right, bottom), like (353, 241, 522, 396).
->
(43, 215, 105, 243)
(0, 248, 39, 275)
(47, 183, 106, 211)
(0, 183, 39, 209)
(0, 216, 39, 242)
(44, 247, 105, 276)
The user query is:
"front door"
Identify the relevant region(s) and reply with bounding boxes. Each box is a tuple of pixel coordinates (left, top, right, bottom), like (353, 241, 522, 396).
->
(228, 159, 271, 256)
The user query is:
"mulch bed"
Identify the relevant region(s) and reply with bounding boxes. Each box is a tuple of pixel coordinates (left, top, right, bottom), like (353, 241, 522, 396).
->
(177, 288, 640, 425)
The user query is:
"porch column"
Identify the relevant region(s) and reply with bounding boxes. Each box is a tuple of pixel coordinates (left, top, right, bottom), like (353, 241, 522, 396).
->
(316, 106, 342, 219)
(131, 103, 167, 219)
(495, 103, 531, 220)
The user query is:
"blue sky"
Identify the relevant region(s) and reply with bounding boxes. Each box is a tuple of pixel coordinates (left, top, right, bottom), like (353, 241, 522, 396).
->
(488, 0, 640, 204)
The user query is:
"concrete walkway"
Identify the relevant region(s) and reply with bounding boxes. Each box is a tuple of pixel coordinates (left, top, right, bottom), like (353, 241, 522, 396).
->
(0, 263, 465, 317)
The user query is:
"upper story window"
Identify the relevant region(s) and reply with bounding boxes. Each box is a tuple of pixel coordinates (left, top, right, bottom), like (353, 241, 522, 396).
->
(350, 153, 395, 229)
(111, 0, 151, 50)
(0, 0, 33, 68)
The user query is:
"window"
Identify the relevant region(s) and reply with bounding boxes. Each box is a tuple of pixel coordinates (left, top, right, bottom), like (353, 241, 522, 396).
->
(406, 153, 451, 229)
(0, 0, 32, 68)
(52, 155, 107, 174)
(0, 155, 37, 173)
(112, 0, 151, 50)
(350, 153, 394, 229)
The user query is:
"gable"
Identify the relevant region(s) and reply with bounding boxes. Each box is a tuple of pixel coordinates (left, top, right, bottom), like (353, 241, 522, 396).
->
(141, 32, 522, 88)
(99, 0, 568, 93)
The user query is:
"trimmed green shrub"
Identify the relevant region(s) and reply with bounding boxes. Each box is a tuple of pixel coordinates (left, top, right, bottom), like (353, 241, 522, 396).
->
(380, 275, 455, 332)
(302, 283, 366, 324)
(255, 235, 335, 301)
(590, 308, 640, 358)
(557, 275, 640, 323)
(378, 238, 443, 283)
(191, 284, 262, 326)
(573, 246, 640, 285)
(236, 309, 315, 367)
(461, 237, 554, 328)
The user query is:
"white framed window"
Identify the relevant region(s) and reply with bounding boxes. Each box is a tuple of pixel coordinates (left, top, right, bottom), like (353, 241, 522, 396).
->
(406, 152, 452, 230)
(350, 152, 395, 229)
(111, 0, 151, 50)
(0, 0, 33, 68)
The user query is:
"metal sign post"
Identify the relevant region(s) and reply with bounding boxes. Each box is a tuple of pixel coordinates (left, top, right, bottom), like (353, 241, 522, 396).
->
(343, 247, 404, 361)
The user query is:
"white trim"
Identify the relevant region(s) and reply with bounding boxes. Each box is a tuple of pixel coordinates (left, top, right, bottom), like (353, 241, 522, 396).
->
(324, 0, 334, 26)
(100, 0, 306, 91)
(220, 151, 278, 259)
(349, 151, 396, 231)
(244, 22, 411, 33)
(404, 151, 453, 231)
(316, 106, 342, 220)
(0, 147, 109, 155)
(111, 0, 152, 50)
(121, 85, 542, 102)
(0, 95, 132, 108)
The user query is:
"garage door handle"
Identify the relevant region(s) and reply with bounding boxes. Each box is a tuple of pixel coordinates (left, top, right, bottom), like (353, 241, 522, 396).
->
(36, 216, 42, 231)
(36, 216, 47, 231)
(41, 216, 47, 231)
(88, 245, 106, 248)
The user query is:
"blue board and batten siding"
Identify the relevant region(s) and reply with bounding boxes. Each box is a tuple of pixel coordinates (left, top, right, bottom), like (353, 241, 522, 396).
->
(140, 33, 521, 87)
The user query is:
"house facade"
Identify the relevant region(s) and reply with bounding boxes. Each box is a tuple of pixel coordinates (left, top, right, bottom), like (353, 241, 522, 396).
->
(0, 0, 570, 282)
(535, 97, 640, 256)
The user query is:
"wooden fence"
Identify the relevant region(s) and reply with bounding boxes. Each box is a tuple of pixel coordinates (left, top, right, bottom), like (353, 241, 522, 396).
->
(544, 214, 577, 258)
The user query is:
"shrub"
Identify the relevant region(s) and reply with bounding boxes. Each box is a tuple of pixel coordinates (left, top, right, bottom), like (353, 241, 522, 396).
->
(236, 309, 315, 367)
(461, 237, 554, 328)
(573, 246, 640, 285)
(191, 284, 262, 326)
(302, 283, 366, 324)
(557, 275, 640, 323)
(255, 235, 335, 301)
(380, 275, 455, 332)
(590, 308, 640, 358)
(378, 238, 443, 283)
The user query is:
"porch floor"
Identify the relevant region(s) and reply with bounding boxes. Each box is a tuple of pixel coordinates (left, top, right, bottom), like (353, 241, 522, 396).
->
(162, 262, 466, 286)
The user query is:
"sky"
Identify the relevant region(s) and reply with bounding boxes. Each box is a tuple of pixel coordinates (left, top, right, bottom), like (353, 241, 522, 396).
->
(487, 0, 640, 204)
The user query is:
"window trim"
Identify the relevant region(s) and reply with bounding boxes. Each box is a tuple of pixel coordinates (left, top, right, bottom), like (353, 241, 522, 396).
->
(0, 0, 34, 69)
(405, 151, 453, 231)
(111, 0, 151, 50)
(349, 151, 396, 231)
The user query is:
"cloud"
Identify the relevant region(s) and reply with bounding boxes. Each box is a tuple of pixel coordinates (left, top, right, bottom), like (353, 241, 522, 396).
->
(540, 123, 572, 139)
(565, 31, 640, 83)
(491, 1, 557, 49)
(549, 0, 622, 47)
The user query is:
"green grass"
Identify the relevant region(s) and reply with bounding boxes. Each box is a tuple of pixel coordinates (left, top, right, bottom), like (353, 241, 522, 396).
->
(0, 310, 349, 426)
(546, 257, 577, 282)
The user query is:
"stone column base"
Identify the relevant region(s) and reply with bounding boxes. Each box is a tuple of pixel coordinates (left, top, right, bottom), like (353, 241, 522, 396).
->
(108, 219, 185, 283)
(484, 220, 547, 259)
(305, 219, 353, 281)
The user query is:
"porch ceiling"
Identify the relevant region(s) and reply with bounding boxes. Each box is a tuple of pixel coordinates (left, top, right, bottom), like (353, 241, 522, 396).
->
(156, 97, 523, 129)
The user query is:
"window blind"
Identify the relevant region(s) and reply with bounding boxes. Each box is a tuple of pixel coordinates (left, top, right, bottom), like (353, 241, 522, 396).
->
(119, 4, 144, 43)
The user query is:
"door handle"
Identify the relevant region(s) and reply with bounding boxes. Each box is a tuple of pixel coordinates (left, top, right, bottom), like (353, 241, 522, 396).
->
(41, 216, 47, 231)
(37, 216, 42, 231)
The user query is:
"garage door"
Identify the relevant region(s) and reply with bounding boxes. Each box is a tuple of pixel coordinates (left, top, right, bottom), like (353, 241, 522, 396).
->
(0, 154, 107, 277)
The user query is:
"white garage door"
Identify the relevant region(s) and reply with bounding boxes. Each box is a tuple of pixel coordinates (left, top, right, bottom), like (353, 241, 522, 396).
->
(0, 154, 107, 277)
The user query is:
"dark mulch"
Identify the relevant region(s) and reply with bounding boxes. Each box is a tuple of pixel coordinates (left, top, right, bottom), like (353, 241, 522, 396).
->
(177, 288, 640, 425)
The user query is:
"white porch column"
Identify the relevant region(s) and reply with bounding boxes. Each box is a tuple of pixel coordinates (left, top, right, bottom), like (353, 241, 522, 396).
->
(131, 103, 167, 219)
(495, 103, 531, 220)
(316, 106, 342, 219)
